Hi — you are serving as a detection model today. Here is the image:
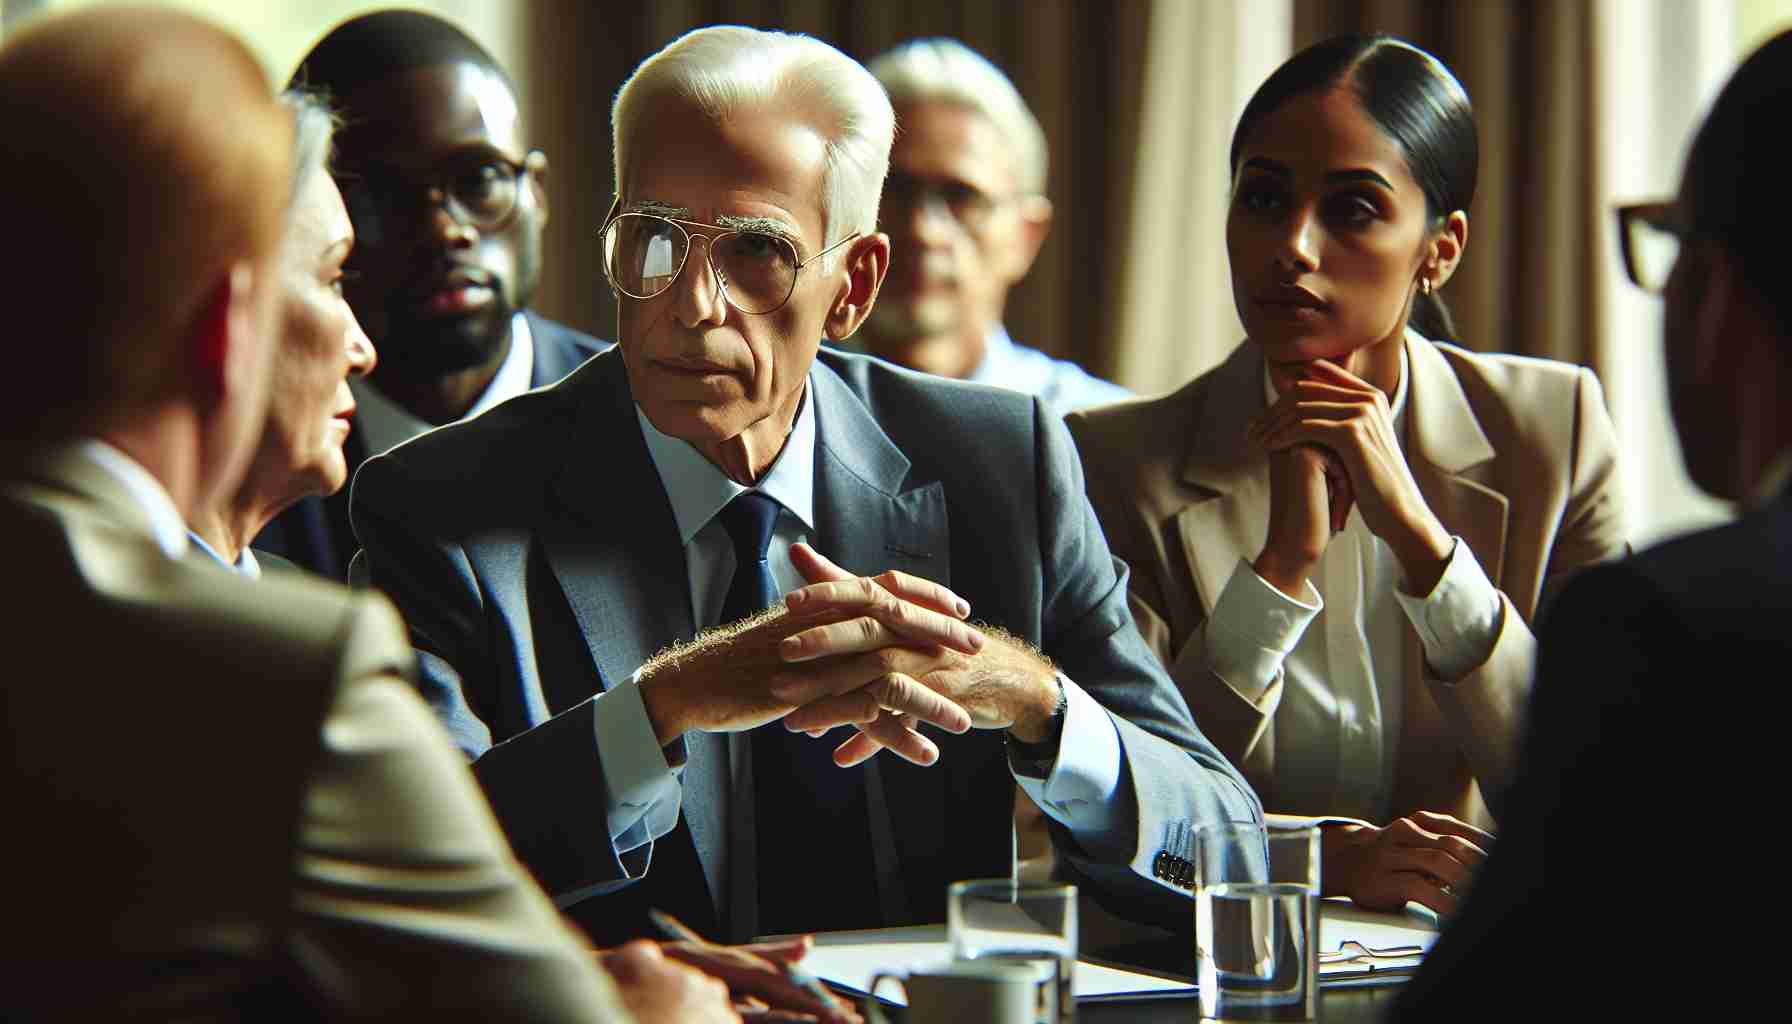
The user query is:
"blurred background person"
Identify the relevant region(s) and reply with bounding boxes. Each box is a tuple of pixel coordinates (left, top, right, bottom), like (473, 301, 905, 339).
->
(1068, 35, 1627, 916)
(850, 37, 1130, 414)
(0, 7, 693, 1019)
(1394, 27, 1792, 1019)
(188, 89, 376, 576)
(254, 9, 608, 581)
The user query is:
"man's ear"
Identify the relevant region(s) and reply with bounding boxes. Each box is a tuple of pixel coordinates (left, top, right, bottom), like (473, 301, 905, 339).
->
(1426, 210, 1469, 289)
(824, 232, 891, 342)
(527, 149, 550, 227)
(1001, 195, 1053, 283)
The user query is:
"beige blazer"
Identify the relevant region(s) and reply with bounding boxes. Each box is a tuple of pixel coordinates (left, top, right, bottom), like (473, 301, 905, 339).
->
(0, 448, 629, 1021)
(1067, 335, 1627, 828)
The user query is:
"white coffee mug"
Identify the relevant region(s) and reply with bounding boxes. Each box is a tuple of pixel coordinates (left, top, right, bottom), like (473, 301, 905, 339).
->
(866, 960, 1039, 1024)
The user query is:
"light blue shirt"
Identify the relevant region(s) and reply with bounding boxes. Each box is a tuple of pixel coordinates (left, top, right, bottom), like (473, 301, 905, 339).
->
(187, 529, 262, 579)
(587, 371, 1126, 860)
(967, 326, 1133, 415)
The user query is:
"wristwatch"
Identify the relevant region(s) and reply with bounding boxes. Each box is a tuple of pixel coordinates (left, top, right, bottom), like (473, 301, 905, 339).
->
(1005, 676, 1068, 778)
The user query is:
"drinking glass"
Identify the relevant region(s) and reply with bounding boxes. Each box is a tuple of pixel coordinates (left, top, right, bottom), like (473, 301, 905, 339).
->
(1193, 824, 1321, 1022)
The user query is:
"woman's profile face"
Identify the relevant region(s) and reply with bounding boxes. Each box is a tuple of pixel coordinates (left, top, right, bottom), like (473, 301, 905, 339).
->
(1227, 85, 1436, 380)
(257, 170, 377, 504)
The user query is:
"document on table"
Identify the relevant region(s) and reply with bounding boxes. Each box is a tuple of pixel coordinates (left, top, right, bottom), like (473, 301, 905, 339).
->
(788, 900, 1440, 1005)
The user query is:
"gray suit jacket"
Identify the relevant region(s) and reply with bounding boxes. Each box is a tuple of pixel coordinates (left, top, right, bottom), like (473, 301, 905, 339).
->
(0, 447, 628, 1021)
(352, 347, 1261, 940)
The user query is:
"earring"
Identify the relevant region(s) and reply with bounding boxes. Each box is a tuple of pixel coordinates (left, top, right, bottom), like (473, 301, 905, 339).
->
(1419, 277, 1433, 296)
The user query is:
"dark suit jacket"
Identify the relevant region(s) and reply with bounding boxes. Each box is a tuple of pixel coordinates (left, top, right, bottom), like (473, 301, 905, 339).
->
(254, 311, 607, 581)
(1391, 485, 1791, 1019)
(351, 347, 1261, 942)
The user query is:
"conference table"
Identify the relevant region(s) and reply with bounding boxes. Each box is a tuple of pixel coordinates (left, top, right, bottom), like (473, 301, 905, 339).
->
(803, 899, 1436, 1023)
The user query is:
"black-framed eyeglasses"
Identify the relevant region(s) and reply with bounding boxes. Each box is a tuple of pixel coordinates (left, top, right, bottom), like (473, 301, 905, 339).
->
(879, 170, 1013, 233)
(337, 151, 538, 244)
(1616, 201, 1682, 294)
(599, 199, 860, 316)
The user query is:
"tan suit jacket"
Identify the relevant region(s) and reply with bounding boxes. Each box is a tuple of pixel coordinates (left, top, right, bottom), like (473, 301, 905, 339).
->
(0, 447, 629, 1021)
(1067, 335, 1627, 828)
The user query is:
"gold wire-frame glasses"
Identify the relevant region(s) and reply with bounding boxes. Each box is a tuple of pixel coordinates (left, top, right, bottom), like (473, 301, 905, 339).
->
(599, 197, 861, 315)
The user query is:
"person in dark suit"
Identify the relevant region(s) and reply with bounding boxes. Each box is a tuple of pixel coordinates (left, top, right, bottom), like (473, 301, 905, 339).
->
(352, 25, 1261, 947)
(1391, 29, 1792, 1019)
(254, 10, 607, 580)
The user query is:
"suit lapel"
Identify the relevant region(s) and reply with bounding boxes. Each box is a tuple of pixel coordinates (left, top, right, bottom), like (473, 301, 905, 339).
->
(809, 363, 949, 923)
(1173, 345, 1272, 647)
(1403, 332, 1509, 584)
(536, 355, 730, 921)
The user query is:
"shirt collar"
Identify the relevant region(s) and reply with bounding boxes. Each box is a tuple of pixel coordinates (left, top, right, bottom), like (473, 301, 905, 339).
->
(75, 439, 188, 559)
(186, 529, 261, 579)
(965, 324, 1015, 385)
(353, 312, 536, 456)
(467, 311, 536, 418)
(635, 376, 818, 547)
(1260, 340, 1410, 431)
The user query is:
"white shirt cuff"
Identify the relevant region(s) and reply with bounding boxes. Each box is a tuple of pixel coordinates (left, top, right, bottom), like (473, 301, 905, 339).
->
(1203, 558, 1323, 700)
(1392, 536, 1505, 682)
(1014, 675, 1124, 839)
(592, 671, 683, 850)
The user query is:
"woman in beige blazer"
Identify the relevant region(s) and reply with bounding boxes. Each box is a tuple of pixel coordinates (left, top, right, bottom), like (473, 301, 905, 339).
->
(1068, 36, 1626, 916)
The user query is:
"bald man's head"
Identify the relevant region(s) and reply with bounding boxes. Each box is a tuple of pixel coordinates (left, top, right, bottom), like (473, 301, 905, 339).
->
(0, 6, 292, 445)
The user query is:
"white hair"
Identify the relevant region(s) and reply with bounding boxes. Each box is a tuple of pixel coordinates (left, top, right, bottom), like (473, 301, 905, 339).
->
(279, 87, 338, 213)
(869, 38, 1047, 195)
(611, 25, 894, 264)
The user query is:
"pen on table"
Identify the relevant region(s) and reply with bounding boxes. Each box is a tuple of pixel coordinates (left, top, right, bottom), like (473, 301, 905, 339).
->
(647, 907, 844, 1013)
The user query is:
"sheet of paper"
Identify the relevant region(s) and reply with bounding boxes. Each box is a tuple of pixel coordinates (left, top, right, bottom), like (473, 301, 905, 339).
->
(791, 900, 1441, 1005)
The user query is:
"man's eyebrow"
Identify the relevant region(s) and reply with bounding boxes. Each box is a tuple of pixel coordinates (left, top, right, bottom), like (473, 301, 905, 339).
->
(714, 213, 798, 242)
(629, 200, 689, 218)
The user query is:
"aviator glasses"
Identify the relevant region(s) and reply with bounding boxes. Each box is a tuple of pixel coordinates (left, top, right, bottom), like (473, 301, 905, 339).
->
(601, 204, 860, 316)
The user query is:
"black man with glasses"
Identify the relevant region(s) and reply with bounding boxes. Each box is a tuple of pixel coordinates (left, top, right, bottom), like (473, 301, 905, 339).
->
(1395, 28, 1792, 1021)
(252, 11, 608, 581)
(350, 24, 1262, 947)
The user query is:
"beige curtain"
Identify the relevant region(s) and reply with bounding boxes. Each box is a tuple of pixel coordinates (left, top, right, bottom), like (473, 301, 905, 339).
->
(1100, 0, 1292, 393)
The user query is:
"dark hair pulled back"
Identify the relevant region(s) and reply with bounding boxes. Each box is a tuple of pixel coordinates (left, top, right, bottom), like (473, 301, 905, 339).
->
(1230, 35, 1477, 342)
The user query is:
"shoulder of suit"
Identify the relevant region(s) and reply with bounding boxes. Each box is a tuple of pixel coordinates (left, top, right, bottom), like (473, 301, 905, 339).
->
(528, 312, 612, 360)
(819, 346, 1039, 428)
(1428, 339, 1593, 412)
(1066, 369, 1207, 468)
(359, 354, 600, 497)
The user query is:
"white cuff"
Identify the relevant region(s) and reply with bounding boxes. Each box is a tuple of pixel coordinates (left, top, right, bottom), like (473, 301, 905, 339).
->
(1203, 558, 1323, 700)
(1014, 675, 1124, 838)
(592, 671, 683, 849)
(1392, 537, 1505, 682)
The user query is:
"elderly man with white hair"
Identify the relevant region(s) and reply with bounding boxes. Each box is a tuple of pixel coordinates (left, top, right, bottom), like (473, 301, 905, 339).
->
(352, 25, 1260, 946)
(849, 37, 1131, 414)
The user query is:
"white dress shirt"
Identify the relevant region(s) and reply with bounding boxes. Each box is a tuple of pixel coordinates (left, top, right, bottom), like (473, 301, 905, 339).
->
(77, 439, 187, 560)
(585, 372, 1128, 859)
(1201, 349, 1505, 822)
(351, 312, 537, 458)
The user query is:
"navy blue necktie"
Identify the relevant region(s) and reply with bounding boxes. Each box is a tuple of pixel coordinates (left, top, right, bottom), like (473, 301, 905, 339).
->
(717, 492, 782, 626)
(717, 492, 881, 933)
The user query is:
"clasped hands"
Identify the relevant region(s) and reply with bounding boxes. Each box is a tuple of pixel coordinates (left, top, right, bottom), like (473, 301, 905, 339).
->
(637, 543, 1061, 767)
(1248, 358, 1454, 599)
